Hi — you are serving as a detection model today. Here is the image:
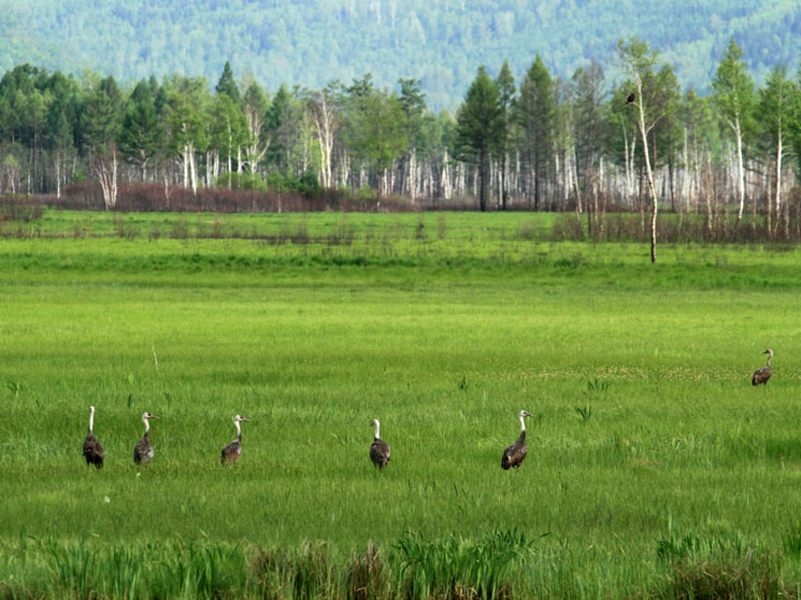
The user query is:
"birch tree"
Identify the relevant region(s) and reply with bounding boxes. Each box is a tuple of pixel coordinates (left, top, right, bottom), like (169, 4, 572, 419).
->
(306, 84, 340, 188)
(617, 37, 672, 263)
(712, 38, 754, 227)
(82, 75, 122, 209)
(164, 76, 209, 195)
(241, 82, 270, 174)
(757, 65, 794, 236)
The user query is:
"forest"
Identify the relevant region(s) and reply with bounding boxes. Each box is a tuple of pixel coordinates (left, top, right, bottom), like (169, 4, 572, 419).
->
(2, 36, 801, 242)
(3, 0, 800, 110)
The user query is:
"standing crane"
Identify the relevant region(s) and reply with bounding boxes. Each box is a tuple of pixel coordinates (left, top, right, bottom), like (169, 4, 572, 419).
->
(501, 410, 532, 471)
(370, 419, 391, 469)
(133, 412, 159, 465)
(221, 415, 251, 465)
(82, 406, 105, 469)
(752, 349, 773, 386)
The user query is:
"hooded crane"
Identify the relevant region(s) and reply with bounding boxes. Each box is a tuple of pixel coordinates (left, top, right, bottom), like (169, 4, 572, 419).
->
(133, 412, 159, 465)
(370, 419, 391, 469)
(82, 406, 105, 468)
(502, 410, 532, 471)
(752, 349, 773, 386)
(221, 415, 250, 465)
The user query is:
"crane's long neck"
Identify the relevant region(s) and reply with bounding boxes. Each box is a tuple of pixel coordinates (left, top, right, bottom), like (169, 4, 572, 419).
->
(767, 354, 772, 367)
(143, 416, 150, 436)
(373, 421, 380, 440)
(519, 415, 527, 433)
(234, 419, 242, 441)
(89, 408, 95, 433)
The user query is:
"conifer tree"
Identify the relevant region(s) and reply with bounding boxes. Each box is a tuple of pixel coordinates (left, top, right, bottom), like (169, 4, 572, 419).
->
(515, 54, 554, 211)
(496, 60, 516, 210)
(215, 61, 240, 104)
(456, 65, 501, 212)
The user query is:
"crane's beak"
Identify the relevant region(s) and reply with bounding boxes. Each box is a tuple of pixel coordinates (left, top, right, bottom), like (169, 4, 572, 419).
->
(240, 417, 251, 422)
(150, 415, 160, 419)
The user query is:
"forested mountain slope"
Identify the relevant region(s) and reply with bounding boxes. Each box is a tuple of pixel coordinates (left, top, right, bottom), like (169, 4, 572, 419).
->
(1, 0, 799, 108)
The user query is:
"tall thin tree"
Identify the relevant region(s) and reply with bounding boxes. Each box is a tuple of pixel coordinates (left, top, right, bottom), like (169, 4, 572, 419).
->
(515, 54, 554, 211)
(712, 38, 754, 227)
(456, 65, 502, 212)
(617, 37, 673, 263)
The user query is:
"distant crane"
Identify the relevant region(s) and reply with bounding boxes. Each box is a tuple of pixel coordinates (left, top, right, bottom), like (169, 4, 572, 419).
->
(752, 349, 773, 386)
(502, 410, 532, 471)
(221, 415, 251, 465)
(370, 419, 391, 469)
(82, 406, 105, 469)
(133, 412, 159, 465)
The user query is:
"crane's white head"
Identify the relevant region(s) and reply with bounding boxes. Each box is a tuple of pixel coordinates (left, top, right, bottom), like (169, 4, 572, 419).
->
(518, 410, 532, 419)
(764, 349, 774, 356)
(141, 411, 158, 434)
(370, 418, 380, 428)
(234, 415, 250, 423)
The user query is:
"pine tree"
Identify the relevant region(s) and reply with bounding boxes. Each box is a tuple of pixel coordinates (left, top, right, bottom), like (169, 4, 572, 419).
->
(215, 61, 240, 104)
(496, 60, 516, 210)
(515, 54, 554, 211)
(571, 60, 605, 214)
(455, 65, 501, 212)
(82, 75, 123, 209)
(119, 79, 163, 181)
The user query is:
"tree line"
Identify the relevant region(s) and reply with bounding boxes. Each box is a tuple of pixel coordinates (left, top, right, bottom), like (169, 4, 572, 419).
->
(2, 37, 801, 233)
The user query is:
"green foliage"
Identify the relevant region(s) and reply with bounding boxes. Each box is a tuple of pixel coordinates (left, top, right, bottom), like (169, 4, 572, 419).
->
(713, 38, 756, 134)
(456, 65, 501, 210)
(215, 60, 240, 104)
(258, 170, 321, 196)
(515, 54, 554, 210)
(456, 66, 501, 163)
(118, 79, 163, 177)
(214, 171, 267, 191)
(343, 80, 408, 191)
(81, 75, 123, 152)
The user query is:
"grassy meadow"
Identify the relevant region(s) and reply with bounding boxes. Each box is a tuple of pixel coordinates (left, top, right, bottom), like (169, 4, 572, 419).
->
(2, 210, 801, 598)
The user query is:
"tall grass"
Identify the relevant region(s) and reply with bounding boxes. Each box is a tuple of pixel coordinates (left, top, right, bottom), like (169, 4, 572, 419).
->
(4, 533, 800, 599)
(3, 211, 801, 597)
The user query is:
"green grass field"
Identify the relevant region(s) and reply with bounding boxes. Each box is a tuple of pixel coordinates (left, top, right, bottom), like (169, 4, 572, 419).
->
(2, 210, 801, 598)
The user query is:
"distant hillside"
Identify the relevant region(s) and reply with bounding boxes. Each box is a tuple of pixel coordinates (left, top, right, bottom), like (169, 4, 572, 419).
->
(2, 0, 800, 108)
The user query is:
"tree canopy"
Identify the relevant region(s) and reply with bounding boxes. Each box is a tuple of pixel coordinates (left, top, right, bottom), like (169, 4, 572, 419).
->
(1, 0, 799, 111)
